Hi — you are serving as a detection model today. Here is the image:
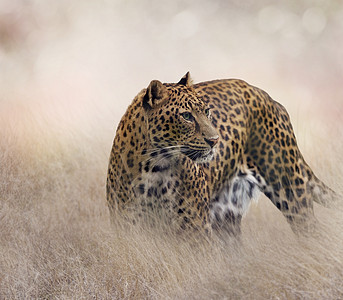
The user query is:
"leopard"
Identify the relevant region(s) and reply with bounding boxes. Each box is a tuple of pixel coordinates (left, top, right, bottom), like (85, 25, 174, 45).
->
(106, 72, 339, 235)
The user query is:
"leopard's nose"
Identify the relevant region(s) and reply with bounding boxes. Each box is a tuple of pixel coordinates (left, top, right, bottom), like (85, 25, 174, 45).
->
(204, 136, 219, 148)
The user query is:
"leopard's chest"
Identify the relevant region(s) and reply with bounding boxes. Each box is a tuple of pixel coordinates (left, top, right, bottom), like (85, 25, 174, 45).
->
(132, 163, 178, 214)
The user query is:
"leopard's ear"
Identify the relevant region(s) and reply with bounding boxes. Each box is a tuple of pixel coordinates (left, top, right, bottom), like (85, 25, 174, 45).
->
(177, 72, 193, 87)
(142, 80, 167, 110)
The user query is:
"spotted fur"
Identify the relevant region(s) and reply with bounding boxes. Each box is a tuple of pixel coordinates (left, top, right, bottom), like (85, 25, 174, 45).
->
(107, 72, 338, 235)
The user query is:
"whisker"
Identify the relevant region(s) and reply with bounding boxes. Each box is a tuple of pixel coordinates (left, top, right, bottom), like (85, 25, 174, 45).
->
(140, 147, 181, 168)
(142, 145, 180, 158)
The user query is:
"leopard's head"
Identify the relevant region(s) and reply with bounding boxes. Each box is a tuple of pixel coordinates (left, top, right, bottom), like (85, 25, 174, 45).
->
(142, 72, 218, 163)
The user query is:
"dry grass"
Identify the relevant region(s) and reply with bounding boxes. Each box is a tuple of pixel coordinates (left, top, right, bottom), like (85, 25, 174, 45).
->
(1, 1, 343, 298)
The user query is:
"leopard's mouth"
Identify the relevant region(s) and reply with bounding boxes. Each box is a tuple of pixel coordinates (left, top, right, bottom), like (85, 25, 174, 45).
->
(181, 146, 215, 164)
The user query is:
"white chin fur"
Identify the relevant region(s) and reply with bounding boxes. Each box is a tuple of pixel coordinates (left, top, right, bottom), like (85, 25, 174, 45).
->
(195, 149, 215, 164)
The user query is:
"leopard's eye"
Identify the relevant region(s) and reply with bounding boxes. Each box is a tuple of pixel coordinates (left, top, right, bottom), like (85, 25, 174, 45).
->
(181, 112, 194, 122)
(205, 108, 210, 117)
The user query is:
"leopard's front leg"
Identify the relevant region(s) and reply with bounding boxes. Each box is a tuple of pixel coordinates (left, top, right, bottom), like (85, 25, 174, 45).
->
(175, 156, 212, 235)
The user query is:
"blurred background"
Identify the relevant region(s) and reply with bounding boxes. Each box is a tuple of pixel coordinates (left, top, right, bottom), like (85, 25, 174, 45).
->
(1, 0, 342, 136)
(0, 1, 343, 298)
